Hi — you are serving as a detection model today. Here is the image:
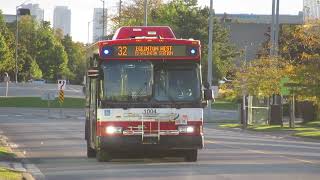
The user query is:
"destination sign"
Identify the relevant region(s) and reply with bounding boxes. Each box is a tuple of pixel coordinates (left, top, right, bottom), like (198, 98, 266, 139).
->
(109, 45, 197, 58)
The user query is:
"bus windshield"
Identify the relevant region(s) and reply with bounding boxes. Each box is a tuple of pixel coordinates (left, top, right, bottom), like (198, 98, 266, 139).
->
(101, 61, 200, 103)
(154, 65, 201, 102)
(102, 61, 153, 102)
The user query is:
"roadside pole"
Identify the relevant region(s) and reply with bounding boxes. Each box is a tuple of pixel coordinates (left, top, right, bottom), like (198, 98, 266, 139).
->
(4, 72, 10, 97)
(290, 94, 295, 128)
(59, 90, 64, 118)
(6, 81, 8, 97)
(207, 0, 214, 120)
(242, 95, 247, 128)
(57, 80, 66, 119)
(41, 91, 56, 119)
(144, 0, 148, 26)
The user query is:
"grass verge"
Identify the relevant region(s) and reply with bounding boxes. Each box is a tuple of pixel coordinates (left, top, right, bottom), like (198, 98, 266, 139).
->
(219, 120, 320, 140)
(212, 99, 238, 110)
(0, 140, 23, 180)
(0, 146, 16, 160)
(0, 97, 85, 108)
(0, 168, 23, 180)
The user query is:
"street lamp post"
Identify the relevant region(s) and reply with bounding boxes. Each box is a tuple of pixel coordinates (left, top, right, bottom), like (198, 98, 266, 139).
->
(119, 0, 122, 24)
(270, 0, 280, 57)
(100, 0, 105, 40)
(206, 0, 214, 119)
(15, 7, 19, 83)
(144, 0, 147, 26)
(87, 21, 91, 44)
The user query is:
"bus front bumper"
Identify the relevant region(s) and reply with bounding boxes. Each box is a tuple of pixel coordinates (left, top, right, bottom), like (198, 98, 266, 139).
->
(97, 135, 203, 151)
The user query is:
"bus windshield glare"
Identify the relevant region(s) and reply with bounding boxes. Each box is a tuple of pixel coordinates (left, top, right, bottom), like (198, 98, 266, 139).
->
(101, 61, 200, 102)
(102, 61, 153, 102)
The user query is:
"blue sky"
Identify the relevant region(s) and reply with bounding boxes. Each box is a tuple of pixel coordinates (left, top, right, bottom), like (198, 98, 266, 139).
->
(0, 0, 303, 43)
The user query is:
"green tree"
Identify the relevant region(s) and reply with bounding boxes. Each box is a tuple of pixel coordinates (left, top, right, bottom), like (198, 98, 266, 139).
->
(33, 20, 71, 81)
(113, 0, 163, 27)
(0, 10, 15, 77)
(16, 16, 40, 81)
(0, 32, 14, 74)
(112, 0, 238, 84)
(61, 35, 86, 84)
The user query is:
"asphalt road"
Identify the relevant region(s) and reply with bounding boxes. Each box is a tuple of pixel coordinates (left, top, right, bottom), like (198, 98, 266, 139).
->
(0, 108, 319, 180)
(0, 83, 84, 98)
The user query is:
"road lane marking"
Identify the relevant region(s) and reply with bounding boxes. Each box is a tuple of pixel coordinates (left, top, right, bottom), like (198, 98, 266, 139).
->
(205, 140, 215, 144)
(248, 149, 315, 164)
(207, 137, 318, 165)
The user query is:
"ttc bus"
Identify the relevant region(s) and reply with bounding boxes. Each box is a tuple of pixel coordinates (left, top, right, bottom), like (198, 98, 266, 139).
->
(85, 26, 213, 162)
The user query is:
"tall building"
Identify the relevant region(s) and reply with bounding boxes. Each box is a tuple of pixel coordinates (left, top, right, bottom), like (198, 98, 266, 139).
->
(216, 13, 304, 24)
(20, 3, 44, 22)
(4, 14, 16, 23)
(304, 0, 320, 20)
(53, 6, 71, 36)
(92, 8, 107, 42)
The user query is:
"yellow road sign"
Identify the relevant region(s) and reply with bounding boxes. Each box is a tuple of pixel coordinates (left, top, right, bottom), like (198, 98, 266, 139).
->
(59, 90, 64, 104)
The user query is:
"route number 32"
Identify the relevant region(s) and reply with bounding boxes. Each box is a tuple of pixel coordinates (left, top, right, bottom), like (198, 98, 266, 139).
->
(117, 46, 128, 56)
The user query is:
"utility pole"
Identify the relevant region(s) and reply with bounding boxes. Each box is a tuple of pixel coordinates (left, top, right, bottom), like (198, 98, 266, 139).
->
(87, 21, 90, 44)
(144, 0, 147, 26)
(15, 7, 19, 83)
(270, 0, 276, 57)
(100, 0, 105, 40)
(275, 0, 280, 56)
(207, 0, 214, 117)
(270, 0, 280, 57)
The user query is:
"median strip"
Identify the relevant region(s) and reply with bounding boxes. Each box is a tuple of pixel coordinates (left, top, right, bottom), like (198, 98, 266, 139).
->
(0, 97, 85, 108)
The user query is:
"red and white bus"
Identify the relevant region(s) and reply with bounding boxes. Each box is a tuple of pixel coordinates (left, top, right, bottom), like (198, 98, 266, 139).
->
(85, 26, 213, 162)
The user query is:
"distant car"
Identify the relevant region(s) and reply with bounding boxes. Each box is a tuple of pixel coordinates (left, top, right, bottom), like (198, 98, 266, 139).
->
(31, 79, 46, 84)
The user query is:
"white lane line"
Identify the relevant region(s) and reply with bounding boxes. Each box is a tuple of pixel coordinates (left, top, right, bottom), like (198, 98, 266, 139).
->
(205, 140, 215, 144)
(15, 115, 23, 117)
(208, 138, 317, 165)
(248, 149, 316, 164)
(0, 115, 9, 117)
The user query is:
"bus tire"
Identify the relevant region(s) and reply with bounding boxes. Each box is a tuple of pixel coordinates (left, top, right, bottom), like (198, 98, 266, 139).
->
(96, 150, 112, 162)
(87, 142, 96, 158)
(184, 149, 197, 162)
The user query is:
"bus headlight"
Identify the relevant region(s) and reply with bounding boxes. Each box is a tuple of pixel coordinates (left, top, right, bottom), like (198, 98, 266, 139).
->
(106, 126, 122, 134)
(178, 126, 194, 133)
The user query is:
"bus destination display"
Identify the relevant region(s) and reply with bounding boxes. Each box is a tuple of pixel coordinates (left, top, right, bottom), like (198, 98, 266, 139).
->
(114, 45, 190, 57)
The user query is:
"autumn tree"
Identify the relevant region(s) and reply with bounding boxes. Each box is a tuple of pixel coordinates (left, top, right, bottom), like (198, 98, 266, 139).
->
(233, 57, 291, 98)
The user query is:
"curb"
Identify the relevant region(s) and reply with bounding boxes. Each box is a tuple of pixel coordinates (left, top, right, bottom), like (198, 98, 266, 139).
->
(0, 135, 38, 180)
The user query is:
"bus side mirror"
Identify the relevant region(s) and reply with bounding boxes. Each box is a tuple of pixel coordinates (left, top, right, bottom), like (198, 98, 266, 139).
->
(82, 86, 86, 94)
(87, 68, 99, 78)
(204, 89, 214, 101)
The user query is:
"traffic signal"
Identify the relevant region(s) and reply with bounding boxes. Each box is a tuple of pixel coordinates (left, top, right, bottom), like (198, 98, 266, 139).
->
(18, 8, 30, 16)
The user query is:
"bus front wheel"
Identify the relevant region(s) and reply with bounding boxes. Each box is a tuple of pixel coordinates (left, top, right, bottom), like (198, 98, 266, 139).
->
(96, 149, 112, 162)
(184, 149, 198, 162)
(87, 142, 96, 158)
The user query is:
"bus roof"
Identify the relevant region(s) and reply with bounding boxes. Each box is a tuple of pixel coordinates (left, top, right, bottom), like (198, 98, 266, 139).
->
(87, 26, 201, 61)
(113, 26, 176, 39)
